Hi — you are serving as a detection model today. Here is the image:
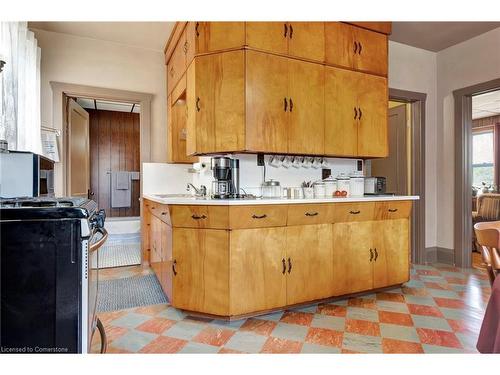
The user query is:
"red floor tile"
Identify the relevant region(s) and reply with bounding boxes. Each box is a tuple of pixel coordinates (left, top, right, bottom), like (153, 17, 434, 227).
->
(192, 327, 235, 347)
(378, 311, 414, 327)
(416, 269, 441, 276)
(134, 304, 168, 316)
(280, 311, 314, 326)
(407, 304, 444, 317)
(317, 304, 347, 317)
(382, 338, 424, 353)
(424, 282, 451, 290)
(139, 336, 187, 353)
(105, 345, 132, 354)
(341, 348, 362, 354)
(98, 310, 128, 325)
(305, 327, 343, 348)
(219, 347, 244, 354)
(416, 328, 463, 349)
(135, 317, 176, 335)
(261, 337, 302, 353)
(447, 319, 481, 335)
(348, 297, 377, 309)
(239, 318, 277, 336)
(445, 277, 467, 285)
(345, 319, 381, 337)
(433, 297, 465, 309)
(376, 292, 406, 303)
(102, 325, 128, 344)
(401, 286, 429, 296)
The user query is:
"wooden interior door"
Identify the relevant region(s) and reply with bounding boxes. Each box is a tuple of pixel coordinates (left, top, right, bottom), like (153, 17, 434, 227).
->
(332, 221, 374, 295)
(287, 22, 325, 62)
(246, 51, 288, 153)
(373, 219, 410, 288)
(352, 26, 388, 76)
(285, 224, 333, 305)
(230, 227, 287, 315)
(288, 59, 325, 155)
(357, 74, 388, 157)
(324, 67, 358, 157)
(172, 228, 229, 316)
(245, 22, 288, 55)
(324, 22, 354, 69)
(67, 98, 89, 198)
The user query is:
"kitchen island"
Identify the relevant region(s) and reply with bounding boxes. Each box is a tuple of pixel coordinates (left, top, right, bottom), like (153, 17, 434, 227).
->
(142, 194, 418, 319)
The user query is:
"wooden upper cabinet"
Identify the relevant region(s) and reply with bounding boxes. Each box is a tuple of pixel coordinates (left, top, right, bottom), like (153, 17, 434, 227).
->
(325, 22, 354, 71)
(357, 74, 388, 157)
(245, 51, 289, 153)
(352, 26, 388, 76)
(347, 22, 392, 35)
(186, 50, 245, 155)
(167, 28, 187, 95)
(324, 67, 358, 157)
(288, 59, 325, 155)
(245, 22, 289, 55)
(287, 22, 325, 62)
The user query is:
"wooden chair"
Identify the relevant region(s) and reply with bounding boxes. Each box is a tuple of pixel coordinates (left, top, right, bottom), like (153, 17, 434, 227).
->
(472, 193, 500, 251)
(474, 221, 500, 286)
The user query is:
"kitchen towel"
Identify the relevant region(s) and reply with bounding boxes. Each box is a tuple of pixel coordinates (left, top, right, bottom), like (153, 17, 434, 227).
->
(111, 171, 131, 208)
(115, 171, 130, 190)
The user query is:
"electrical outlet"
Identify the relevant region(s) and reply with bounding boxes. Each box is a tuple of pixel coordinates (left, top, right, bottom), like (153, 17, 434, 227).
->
(257, 153, 265, 166)
(357, 160, 363, 172)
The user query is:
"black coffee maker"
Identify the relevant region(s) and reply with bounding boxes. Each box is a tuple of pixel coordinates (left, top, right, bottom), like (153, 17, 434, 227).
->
(211, 156, 240, 199)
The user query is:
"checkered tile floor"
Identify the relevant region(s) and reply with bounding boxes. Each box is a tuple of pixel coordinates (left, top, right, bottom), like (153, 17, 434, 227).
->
(91, 264, 491, 354)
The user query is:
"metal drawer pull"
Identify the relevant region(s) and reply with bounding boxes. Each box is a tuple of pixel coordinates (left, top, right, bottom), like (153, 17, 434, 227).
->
(354, 41, 358, 54)
(191, 214, 207, 220)
(354, 107, 358, 120)
(284, 23, 288, 37)
(374, 248, 378, 261)
(172, 260, 177, 276)
(289, 24, 293, 39)
(359, 107, 363, 119)
(282, 258, 286, 274)
(161, 212, 167, 215)
(289, 98, 293, 112)
(287, 257, 292, 274)
(195, 22, 200, 37)
(252, 214, 267, 219)
(305, 212, 318, 217)
(284, 97, 288, 112)
(358, 42, 362, 54)
(349, 210, 361, 215)
(369, 248, 373, 262)
(388, 208, 398, 213)
(196, 97, 201, 112)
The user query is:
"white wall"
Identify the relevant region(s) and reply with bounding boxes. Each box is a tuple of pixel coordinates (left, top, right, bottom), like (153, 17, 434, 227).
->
(32, 28, 169, 194)
(388, 41, 438, 248)
(436, 27, 500, 249)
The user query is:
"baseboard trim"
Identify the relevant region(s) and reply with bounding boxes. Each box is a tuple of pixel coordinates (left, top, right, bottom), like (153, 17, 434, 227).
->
(424, 246, 455, 265)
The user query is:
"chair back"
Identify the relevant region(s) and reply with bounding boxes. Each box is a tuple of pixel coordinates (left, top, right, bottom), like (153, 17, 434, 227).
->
(477, 194, 500, 221)
(474, 221, 500, 285)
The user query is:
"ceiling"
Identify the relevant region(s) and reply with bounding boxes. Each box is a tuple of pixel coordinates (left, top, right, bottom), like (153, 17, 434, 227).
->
(472, 90, 500, 120)
(28, 22, 174, 51)
(390, 22, 500, 52)
(76, 98, 140, 113)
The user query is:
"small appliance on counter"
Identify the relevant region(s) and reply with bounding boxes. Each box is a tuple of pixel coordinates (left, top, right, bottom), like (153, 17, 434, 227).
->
(364, 177, 387, 195)
(211, 156, 240, 199)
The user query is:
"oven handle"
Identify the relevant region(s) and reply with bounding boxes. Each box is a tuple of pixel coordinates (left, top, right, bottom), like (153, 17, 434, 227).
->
(90, 227, 108, 253)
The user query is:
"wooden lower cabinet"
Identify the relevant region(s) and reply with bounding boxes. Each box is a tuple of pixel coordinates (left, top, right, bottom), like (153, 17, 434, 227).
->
(172, 228, 230, 316)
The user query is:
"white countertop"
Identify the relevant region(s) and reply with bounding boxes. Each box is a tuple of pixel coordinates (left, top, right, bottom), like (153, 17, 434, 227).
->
(144, 194, 420, 206)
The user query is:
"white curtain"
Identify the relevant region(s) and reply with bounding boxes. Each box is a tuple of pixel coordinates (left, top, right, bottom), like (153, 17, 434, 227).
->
(0, 22, 42, 154)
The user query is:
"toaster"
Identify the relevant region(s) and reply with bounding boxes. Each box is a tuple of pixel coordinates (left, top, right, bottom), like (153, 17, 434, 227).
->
(364, 177, 386, 195)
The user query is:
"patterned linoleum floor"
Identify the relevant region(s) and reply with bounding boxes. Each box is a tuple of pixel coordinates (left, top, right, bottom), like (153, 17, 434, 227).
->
(91, 263, 491, 354)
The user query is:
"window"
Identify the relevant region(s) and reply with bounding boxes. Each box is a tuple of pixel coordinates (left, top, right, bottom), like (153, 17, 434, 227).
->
(472, 129, 495, 188)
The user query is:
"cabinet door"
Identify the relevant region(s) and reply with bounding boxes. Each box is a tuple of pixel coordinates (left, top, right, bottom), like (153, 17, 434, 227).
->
(230, 228, 287, 315)
(246, 22, 288, 55)
(352, 26, 388, 76)
(186, 51, 245, 154)
(288, 22, 325, 62)
(172, 228, 229, 316)
(150, 216, 162, 278)
(286, 224, 333, 305)
(324, 67, 358, 156)
(373, 219, 410, 288)
(288, 59, 325, 155)
(168, 93, 198, 164)
(246, 51, 289, 153)
(160, 222, 173, 301)
(167, 28, 187, 95)
(357, 74, 388, 157)
(324, 22, 354, 70)
(332, 221, 374, 295)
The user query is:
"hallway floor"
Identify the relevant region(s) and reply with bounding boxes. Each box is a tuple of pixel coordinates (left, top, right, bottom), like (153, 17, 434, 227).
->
(91, 264, 491, 354)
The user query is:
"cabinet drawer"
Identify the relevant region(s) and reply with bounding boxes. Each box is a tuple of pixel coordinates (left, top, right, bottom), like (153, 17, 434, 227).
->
(373, 201, 412, 220)
(170, 205, 229, 229)
(287, 204, 334, 226)
(149, 202, 172, 225)
(229, 205, 288, 229)
(332, 202, 375, 222)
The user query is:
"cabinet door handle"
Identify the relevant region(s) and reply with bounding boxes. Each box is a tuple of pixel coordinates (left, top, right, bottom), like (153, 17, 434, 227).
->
(388, 208, 398, 213)
(358, 42, 362, 54)
(196, 97, 201, 112)
(287, 257, 292, 274)
(354, 41, 358, 54)
(161, 212, 167, 216)
(289, 98, 293, 112)
(374, 248, 378, 261)
(284, 97, 288, 112)
(289, 24, 293, 39)
(172, 259, 177, 276)
(195, 22, 200, 37)
(369, 248, 373, 262)
(349, 210, 361, 215)
(183, 41, 188, 54)
(191, 214, 207, 220)
(282, 258, 286, 274)
(358, 107, 362, 120)
(354, 107, 358, 120)
(252, 214, 267, 219)
(284, 23, 288, 37)
(305, 212, 318, 217)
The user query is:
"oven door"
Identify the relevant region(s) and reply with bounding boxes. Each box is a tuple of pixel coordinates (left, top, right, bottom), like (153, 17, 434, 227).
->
(88, 227, 108, 352)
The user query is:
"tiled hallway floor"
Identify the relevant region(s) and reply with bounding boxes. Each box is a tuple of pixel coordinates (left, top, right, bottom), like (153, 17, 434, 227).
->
(91, 264, 491, 354)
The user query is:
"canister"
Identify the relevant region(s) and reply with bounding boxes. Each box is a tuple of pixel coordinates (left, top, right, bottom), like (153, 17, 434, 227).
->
(261, 179, 281, 198)
(349, 172, 365, 197)
(336, 173, 350, 196)
(313, 181, 326, 198)
(323, 176, 337, 197)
